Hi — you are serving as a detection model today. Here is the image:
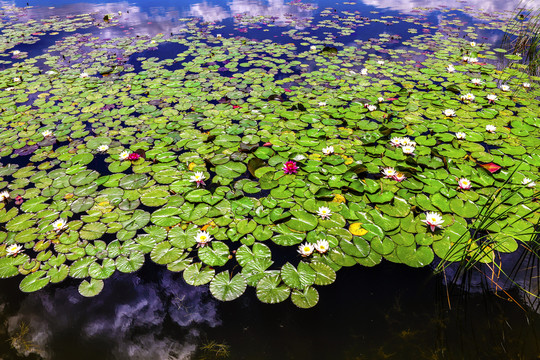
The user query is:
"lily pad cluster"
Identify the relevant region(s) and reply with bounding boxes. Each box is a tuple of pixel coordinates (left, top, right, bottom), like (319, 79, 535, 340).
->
(0, 3, 538, 307)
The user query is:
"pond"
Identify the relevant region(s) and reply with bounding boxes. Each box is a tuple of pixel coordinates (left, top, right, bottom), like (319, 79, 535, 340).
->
(0, 0, 539, 358)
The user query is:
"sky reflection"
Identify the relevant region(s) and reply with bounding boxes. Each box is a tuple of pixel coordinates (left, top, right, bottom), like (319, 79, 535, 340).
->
(3, 269, 220, 359)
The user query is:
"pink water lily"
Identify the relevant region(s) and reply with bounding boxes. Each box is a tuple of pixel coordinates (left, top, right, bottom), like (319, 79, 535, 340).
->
(283, 161, 299, 174)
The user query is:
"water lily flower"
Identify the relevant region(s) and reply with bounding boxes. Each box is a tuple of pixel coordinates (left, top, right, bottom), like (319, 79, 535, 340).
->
(360, 68, 368, 75)
(42, 130, 53, 137)
(314, 239, 329, 254)
(0, 191, 10, 202)
(470, 41, 476, 46)
(390, 137, 403, 147)
(97, 145, 109, 152)
(402, 145, 415, 155)
(443, 109, 456, 117)
(486, 124, 496, 133)
(462, 56, 470, 62)
(377, 60, 385, 65)
(378, 97, 385, 102)
(523, 82, 531, 88)
(190, 172, 206, 187)
(80, 72, 89, 78)
(119, 151, 130, 160)
(500, 84, 510, 91)
(12, 50, 20, 55)
(297, 242, 314, 257)
(283, 161, 299, 174)
(381, 167, 396, 178)
(52, 218, 67, 232)
(13, 77, 21, 82)
(310, 45, 317, 51)
(468, 57, 478, 63)
(455, 132, 466, 140)
(317, 206, 332, 219)
(447, 64, 455, 73)
(322, 146, 334, 155)
(318, 101, 326, 106)
(458, 178, 472, 190)
(195, 230, 212, 247)
(393, 172, 407, 182)
(14, 195, 23, 205)
(522, 178, 536, 188)
(216, 33, 222, 38)
(401, 137, 414, 146)
(6, 244, 23, 256)
(421, 212, 444, 232)
(486, 94, 497, 103)
(46, 70, 57, 76)
(461, 93, 475, 102)
(367, 104, 377, 111)
(471, 78, 483, 85)
(128, 152, 141, 161)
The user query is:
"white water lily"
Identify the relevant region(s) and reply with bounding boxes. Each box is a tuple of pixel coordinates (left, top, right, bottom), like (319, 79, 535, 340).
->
(97, 144, 109, 152)
(13, 77, 20, 82)
(447, 64, 455, 73)
(42, 129, 53, 137)
(0, 191, 10, 202)
(471, 78, 482, 85)
(522, 178, 536, 188)
(461, 93, 475, 102)
(318, 101, 326, 106)
(523, 82, 531, 88)
(458, 178, 472, 190)
(378, 97, 385, 102)
(45, 70, 57, 76)
(381, 167, 396, 178)
(322, 146, 334, 155)
(360, 68, 368, 75)
(297, 242, 314, 257)
(6, 244, 23, 256)
(390, 137, 402, 147)
(190, 171, 206, 187)
(80, 72, 89, 78)
(367, 104, 376, 112)
(486, 124, 496, 133)
(13, 50, 21, 55)
(317, 206, 332, 219)
(195, 230, 212, 247)
(402, 145, 415, 155)
(393, 172, 407, 182)
(443, 109, 456, 117)
(314, 239, 329, 254)
(216, 33, 222, 38)
(377, 60, 385, 65)
(470, 41, 476, 46)
(455, 132, 466, 140)
(52, 218, 67, 232)
(500, 84, 510, 91)
(119, 150, 130, 160)
(400, 137, 414, 146)
(310, 45, 317, 51)
(421, 212, 444, 232)
(486, 94, 498, 102)
(462, 56, 470, 62)
(468, 57, 478, 63)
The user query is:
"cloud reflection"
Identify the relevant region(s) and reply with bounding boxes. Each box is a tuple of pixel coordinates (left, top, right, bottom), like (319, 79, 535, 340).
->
(361, 0, 540, 14)
(5, 270, 220, 359)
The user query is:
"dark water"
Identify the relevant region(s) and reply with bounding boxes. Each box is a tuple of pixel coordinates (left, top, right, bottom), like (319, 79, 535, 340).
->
(1, 0, 540, 359)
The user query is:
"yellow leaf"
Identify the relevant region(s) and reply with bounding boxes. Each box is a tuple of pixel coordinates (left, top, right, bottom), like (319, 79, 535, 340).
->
(98, 201, 109, 206)
(64, 193, 74, 200)
(332, 194, 346, 203)
(349, 223, 368, 236)
(188, 162, 196, 171)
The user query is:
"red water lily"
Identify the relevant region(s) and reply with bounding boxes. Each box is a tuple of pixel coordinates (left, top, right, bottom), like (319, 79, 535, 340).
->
(480, 162, 501, 173)
(283, 161, 299, 174)
(128, 153, 141, 161)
